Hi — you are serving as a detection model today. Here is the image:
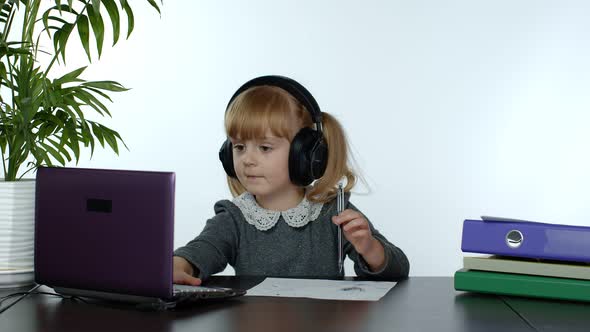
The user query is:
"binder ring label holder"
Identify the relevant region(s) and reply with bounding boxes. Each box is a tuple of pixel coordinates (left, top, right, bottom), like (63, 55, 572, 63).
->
(505, 230, 523, 249)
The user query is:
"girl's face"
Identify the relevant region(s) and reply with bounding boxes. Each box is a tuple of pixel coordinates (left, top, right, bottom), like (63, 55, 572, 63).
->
(230, 129, 302, 210)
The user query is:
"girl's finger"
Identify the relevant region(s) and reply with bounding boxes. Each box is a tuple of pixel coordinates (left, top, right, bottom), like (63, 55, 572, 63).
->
(348, 229, 372, 240)
(343, 219, 367, 233)
(338, 209, 360, 219)
(334, 210, 361, 224)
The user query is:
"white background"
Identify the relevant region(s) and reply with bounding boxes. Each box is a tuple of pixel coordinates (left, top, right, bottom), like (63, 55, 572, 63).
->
(41, 1, 590, 276)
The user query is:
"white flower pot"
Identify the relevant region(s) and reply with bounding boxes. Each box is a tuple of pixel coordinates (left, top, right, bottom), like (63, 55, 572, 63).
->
(0, 179, 35, 288)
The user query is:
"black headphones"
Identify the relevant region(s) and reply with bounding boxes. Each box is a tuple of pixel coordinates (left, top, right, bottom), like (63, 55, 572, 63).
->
(218, 75, 328, 186)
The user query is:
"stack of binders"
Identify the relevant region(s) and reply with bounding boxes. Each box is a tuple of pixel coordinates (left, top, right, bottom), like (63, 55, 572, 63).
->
(455, 216, 590, 302)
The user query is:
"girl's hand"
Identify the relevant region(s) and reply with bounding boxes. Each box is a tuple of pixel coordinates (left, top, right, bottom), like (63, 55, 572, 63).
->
(332, 209, 386, 272)
(173, 256, 202, 286)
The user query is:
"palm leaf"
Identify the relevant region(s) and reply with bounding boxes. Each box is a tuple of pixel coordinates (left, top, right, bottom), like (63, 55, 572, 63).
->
(146, 0, 160, 15)
(90, 121, 104, 147)
(86, 5, 104, 57)
(81, 80, 127, 91)
(47, 137, 72, 162)
(54, 66, 86, 85)
(77, 14, 90, 61)
(121, 0, 133, 38)
(101, 0, 119, 46)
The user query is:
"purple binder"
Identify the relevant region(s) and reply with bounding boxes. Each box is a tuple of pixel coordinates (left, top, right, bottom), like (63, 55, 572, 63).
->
(461, 219, 590, 263)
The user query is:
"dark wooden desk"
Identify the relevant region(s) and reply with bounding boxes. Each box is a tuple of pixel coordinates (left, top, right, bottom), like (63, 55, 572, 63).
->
(1, 277, 585, 332)
(500, 297, 590, 332)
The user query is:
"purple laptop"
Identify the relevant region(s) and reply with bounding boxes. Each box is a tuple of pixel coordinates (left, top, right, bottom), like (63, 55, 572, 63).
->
(34, 167, 244, 306)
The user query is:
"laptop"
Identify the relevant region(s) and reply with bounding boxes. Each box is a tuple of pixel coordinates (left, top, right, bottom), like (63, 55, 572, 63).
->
(34, 166, 245, 308)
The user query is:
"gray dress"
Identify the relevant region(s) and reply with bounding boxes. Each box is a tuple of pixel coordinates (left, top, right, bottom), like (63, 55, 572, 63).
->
(174, 193, 410, 281)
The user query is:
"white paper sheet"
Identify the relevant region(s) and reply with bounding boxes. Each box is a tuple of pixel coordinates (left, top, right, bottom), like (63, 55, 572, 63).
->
(245, 278, 396, 301)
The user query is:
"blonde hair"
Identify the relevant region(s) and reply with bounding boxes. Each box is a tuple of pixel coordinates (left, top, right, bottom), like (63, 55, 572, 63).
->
(224, 85, 356, 203)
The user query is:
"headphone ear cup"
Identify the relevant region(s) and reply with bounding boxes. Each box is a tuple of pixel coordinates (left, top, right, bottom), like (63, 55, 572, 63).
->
(310, 138, 328, 179)
(219, 140, 237, 178)
(289, 128, 328, 186)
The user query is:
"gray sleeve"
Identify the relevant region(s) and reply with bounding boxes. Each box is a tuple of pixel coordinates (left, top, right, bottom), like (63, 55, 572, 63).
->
(344, 202, 410, 280)
(173, 200, 240, 281)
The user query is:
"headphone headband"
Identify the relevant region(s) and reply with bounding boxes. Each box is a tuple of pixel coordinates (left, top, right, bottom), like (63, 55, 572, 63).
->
(226, 75, 323, 129)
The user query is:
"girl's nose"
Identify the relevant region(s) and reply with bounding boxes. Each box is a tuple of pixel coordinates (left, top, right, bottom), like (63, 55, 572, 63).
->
(241, 150, 257, 166)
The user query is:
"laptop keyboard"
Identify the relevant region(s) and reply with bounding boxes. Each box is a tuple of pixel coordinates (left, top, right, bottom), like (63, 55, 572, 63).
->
(173, 284, 225, 294)
(172, 284, 245, 301)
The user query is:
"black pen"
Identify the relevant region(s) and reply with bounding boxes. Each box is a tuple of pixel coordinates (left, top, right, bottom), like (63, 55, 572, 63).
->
(337, 183, 344, 273)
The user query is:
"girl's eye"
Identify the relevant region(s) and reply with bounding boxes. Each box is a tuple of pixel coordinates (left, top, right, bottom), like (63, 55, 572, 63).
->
(233, 144, 245, 151)
(260, 145, 272, 152)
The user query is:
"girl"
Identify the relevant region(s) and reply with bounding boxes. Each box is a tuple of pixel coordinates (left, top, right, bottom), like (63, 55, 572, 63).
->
(173, 76, 409, 285)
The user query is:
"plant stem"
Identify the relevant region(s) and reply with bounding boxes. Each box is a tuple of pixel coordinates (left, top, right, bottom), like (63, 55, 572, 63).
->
(19, 164, 38, 180)
(0, 142, 7, 179)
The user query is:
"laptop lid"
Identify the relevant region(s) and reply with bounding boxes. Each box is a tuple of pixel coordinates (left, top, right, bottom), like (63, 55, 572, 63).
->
(34, 166, 175, 300)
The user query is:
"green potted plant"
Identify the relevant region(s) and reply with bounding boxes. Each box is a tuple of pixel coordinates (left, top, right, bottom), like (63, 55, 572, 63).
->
(0, 0, 161, 288)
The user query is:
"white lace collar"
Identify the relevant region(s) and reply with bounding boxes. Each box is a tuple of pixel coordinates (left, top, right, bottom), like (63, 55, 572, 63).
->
(232, 192, 324, 231)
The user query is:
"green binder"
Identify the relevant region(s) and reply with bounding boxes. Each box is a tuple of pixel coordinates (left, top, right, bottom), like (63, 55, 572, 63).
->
(454, 268, 590, 302)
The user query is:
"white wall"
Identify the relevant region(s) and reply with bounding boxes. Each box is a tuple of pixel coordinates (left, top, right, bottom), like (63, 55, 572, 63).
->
(52, 1, 590, 276)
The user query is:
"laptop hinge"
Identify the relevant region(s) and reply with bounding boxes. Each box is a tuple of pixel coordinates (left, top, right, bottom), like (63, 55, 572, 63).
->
(53, 286, 163, 304)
